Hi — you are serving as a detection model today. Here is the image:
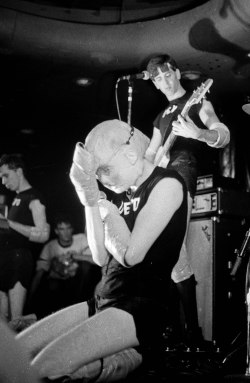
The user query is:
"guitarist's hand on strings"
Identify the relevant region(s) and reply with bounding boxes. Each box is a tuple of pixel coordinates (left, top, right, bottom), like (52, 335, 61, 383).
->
(172, 115, 200, 140)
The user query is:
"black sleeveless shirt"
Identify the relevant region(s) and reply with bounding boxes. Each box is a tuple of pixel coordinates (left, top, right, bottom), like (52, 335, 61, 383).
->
(0, 187, 46, 251)
(95, 167, 187, 304)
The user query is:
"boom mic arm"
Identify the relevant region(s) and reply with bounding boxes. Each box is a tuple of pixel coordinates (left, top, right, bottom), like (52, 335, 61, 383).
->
(118, 71, 150, 81)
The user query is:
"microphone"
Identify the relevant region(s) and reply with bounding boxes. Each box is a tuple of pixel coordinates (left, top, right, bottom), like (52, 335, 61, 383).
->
(118, 71, 150, 81)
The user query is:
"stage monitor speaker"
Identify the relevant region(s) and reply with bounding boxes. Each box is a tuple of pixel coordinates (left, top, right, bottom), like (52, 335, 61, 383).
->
(186, 216, 247, 347)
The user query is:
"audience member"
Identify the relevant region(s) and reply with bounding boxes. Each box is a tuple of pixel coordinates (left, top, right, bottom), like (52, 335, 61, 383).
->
(145, 54, 230, 346)
(28, 212, 101, 318)
(0, 153, 50, 328)
(16, 119, 187, 381)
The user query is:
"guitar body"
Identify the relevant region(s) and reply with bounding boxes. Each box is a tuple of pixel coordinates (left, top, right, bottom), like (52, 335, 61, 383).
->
(154, 79, 213, 168)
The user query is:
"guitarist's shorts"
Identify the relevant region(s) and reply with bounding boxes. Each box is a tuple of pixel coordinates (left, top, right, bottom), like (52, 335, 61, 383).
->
(168, 153, 197, 198)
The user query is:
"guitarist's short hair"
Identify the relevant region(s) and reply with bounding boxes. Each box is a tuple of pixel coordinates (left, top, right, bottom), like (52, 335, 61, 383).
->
(146, 54, 178, 80)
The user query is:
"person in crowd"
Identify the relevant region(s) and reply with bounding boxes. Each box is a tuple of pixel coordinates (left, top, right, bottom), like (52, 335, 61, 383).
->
(28, 212, 101, 318)
(144, 54, 230, 346)
(0, 153, 50, 328)
(16, 119, 187, 381)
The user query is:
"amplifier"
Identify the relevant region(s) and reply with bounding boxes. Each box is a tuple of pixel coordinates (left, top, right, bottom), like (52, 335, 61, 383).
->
(191, 187, 250, 218)
(196, 174, 240, 192)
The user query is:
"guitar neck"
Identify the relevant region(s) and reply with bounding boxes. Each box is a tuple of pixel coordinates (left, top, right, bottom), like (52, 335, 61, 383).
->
(162, 99, 194, 153)
(161, 102, 191, 157)
(163, 130, 176, 154)
(181, 101, 192, 118)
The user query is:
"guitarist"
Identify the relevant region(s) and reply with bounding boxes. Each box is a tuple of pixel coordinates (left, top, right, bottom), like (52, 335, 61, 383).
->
(145, 54, 230, 348)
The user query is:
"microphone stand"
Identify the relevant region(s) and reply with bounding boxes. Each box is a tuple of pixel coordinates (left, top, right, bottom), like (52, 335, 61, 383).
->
(227, 228, 250, 377)
(246, 284, 250, 376)
(127, 79, 134, 126)
(230, 228, 250, 277)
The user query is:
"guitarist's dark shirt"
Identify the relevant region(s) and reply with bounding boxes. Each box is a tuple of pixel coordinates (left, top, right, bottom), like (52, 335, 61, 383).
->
(153, 91, 216, 197)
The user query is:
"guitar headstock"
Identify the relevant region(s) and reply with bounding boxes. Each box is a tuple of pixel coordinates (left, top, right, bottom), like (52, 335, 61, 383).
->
(189, 78, 213, 107)
(181, 78, 213, 117)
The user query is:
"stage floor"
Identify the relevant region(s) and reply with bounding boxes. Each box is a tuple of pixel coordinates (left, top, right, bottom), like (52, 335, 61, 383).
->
(42, 338, 250, 383)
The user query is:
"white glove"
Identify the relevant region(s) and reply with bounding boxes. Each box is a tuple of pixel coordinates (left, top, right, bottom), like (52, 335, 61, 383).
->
(69, 142, 99, 206)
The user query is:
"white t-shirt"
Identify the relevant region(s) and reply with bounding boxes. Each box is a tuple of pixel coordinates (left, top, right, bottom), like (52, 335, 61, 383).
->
(36, 233, 94, 279)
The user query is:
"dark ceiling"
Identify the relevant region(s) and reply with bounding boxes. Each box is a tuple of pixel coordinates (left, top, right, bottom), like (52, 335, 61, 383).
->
(0, 0, 250, 219)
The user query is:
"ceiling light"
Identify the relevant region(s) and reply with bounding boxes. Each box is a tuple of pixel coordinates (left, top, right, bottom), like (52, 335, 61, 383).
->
(181, 70, 203, 80)
(20, 128, 34, 135)
(76, 78, 94, 87)
(242, 96, 250, 115)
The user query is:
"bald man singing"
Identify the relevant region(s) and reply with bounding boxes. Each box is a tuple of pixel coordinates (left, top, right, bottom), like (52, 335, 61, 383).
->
(17, 119, 187, 381)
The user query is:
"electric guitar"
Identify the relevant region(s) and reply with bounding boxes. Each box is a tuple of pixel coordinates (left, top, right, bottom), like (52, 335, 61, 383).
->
(154, 78, 214, 167)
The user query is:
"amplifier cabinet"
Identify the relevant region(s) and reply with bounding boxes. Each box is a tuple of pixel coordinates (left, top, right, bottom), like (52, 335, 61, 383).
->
(186, 216, 247, 346)
(191, 188, 250, 218)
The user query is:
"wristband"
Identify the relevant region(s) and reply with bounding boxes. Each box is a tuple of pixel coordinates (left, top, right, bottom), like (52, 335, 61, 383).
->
(207, 122, 230, 148)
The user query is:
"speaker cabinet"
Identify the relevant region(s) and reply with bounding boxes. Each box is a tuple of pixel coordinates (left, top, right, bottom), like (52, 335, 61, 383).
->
(186, 216, 247, 346)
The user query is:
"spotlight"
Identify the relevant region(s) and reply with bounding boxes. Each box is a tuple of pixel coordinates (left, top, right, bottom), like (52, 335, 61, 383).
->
(76, 77, 94, 87)
(181, 70, 203, 80)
